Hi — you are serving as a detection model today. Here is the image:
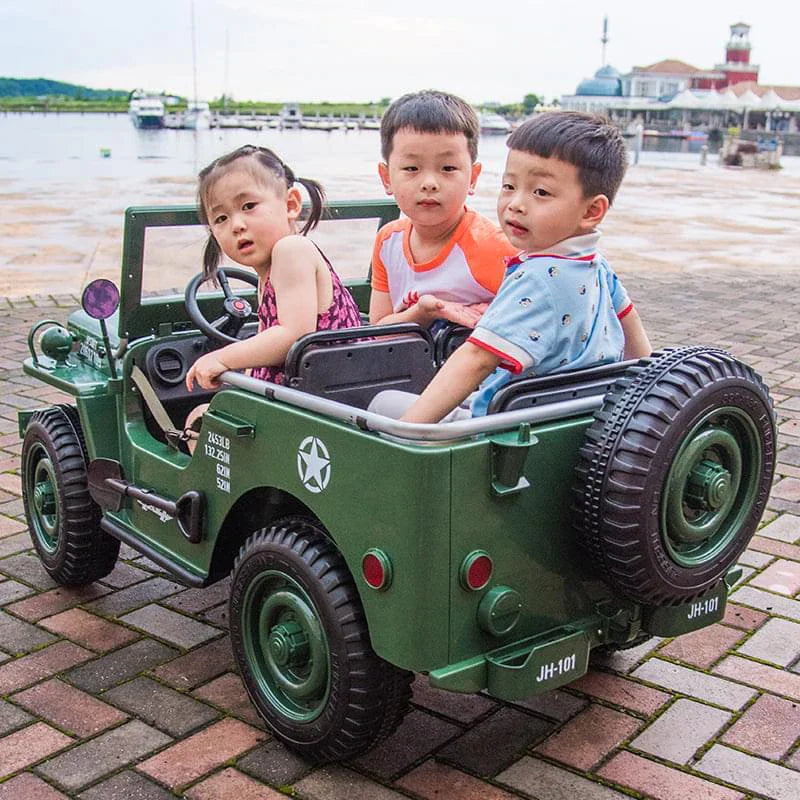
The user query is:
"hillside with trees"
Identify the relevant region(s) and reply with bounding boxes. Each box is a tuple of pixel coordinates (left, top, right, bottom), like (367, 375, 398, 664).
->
(0, 77, 128, 100)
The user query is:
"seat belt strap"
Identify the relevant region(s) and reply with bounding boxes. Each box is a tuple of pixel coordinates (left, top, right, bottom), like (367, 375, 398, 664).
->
(130, 365, 182, 443)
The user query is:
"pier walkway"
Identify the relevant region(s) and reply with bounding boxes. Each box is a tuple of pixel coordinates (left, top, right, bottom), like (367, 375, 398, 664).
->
(0, 264, 798, 799)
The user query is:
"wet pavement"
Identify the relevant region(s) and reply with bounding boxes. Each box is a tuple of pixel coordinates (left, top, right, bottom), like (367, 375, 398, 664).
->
(0, 266, 799, 799)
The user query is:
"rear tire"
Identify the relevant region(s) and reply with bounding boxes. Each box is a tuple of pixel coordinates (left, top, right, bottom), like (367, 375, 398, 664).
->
(21, 405, 119, 585)
(573, 347, 775, 605)
(229, 516, 412, 761)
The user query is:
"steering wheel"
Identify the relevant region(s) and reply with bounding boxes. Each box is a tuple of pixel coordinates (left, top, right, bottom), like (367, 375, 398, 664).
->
(184, 267, 259, 344)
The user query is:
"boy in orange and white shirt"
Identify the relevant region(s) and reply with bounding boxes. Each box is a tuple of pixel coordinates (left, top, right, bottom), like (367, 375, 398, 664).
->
(368, 90, 515, 330)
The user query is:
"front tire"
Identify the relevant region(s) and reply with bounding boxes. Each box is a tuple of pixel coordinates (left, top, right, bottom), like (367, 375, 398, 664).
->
(573, 347, 775, 605)
(229, 516, 412, 762)
(21, 405, 120, 585)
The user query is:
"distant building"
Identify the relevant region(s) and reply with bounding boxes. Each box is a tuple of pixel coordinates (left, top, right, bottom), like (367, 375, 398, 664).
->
(561, 22, 799, 131)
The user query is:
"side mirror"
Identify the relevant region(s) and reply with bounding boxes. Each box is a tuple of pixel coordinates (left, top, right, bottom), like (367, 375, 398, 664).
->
(81, 278, 120, 320)
(81, 279, 120, 378)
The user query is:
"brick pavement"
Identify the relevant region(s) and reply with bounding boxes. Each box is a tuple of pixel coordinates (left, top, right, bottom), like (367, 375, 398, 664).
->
(0, 274, 799, 799)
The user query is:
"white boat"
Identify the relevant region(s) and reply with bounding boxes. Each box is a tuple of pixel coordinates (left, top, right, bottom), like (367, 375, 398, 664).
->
(301, 116, 343, 131)
(128, 92, 165, 129)
(358, 115, 381, 130)
(183, 100, 211, 130)
(479, 112, 511, 135)
(279, 103, 302, 129)
(214, 113, 264, 131)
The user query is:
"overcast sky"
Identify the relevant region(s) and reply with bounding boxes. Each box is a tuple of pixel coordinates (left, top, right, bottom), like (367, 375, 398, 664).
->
(2, 1, 799, 104)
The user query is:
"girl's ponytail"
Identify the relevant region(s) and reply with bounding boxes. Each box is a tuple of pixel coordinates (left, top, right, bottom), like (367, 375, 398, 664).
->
(202, 235, 223, 282)
(296, 176, 326, 234)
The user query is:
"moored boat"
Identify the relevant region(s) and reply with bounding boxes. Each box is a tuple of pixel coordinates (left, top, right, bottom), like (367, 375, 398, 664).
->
(128, 91, 165, 129)
(478, 112, 511, 135)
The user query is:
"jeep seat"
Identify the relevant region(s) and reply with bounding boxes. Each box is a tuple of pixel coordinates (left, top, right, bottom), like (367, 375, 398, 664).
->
(283, 324, 436, 409)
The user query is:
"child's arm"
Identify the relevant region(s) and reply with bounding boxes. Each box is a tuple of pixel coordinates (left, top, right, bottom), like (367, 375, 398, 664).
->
(621, 308, 651, 359)
(368, 289, 446, 327)
(400, 342, 499, 423)
(186, 237, 321, 390)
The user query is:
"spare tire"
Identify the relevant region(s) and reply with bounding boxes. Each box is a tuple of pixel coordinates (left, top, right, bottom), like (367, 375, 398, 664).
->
(573, 347, 775, 605)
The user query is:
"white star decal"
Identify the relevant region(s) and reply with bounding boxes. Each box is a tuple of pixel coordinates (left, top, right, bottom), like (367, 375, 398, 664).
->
(297, 436, 331, 493)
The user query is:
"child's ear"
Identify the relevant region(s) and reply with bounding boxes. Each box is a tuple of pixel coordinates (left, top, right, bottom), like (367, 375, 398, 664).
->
(378, 162, 392, 195)
(581, 194, 609, 230)
(468, 162, 482, 195)
(286, 186, 303, 221)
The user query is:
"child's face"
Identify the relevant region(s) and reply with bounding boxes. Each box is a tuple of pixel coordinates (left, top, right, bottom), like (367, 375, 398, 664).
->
(497, 149, 602, 252)
(378, 128, 480, 233)
(206, 166, 301, 272)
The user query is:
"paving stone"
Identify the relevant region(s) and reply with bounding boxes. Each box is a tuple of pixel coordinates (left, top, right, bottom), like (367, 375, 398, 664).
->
(632, 658, 756, 710)
(737, 548, 775, 568)
(534, 703, 641, 771)
(737, 617, 800, 666)
(0, 577, 35, 605)
(0, 698, 33, 735)
(723, 602, 769, 631)
(771, 477, 800, 503)
(695, 743, 800, 800)
(749, 535, 800, 562)
(749, 558, 800, 596)
(0, 552, 58, 589)
(237, 738, 314, 785)
(0, 640, 92, 693)
(136, 717, 265, 789)
(99, 561, 151, 589)
(294, 765, 410, 800)
(629, 698, 732, 763)
(184, 768, 288, 800)
(588, 636, 663, 673)
(103, 676, 218, 736)
(497, 755, 630, 800)
(568, 670, 671, 715)
(77, 769, 174, 800)
(0, 721, 73, 775)
(85, 577, 184, 616)
(150, 636, 234, 689)
(13, 678, 128, 737)
(353, 708, 462, 778)
(397, 759, 519, 800)
(36, 719, 171, 792)
(757, 513, 800, 543)
(120, 604, 220, 649)
(7, 583, 110, 621)
(714, 654, 800, 701)
(722, 693, 800, 759)
(39, 607, 139, 652)
(0, 608, 57, 654)
(658, 623, 745, 669)
(510, 688, 588, 722)
(0, 773, 71, 799)
(411, 674, 498, 723)
(161, 578, 231, 614)
(66, 639, 179, 693)
(191, 672, 264, 728)
(597, 751, 744, 800)
(0, 518, 26, 540)
(731, 585, 800, 621)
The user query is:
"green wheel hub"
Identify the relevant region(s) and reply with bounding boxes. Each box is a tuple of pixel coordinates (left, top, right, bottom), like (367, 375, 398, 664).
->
(241, 570, 330, 723)
(662, 407, 761, 568)
(26, 443, 60, 553)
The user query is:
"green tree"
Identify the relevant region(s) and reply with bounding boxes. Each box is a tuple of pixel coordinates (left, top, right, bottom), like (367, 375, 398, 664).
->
(522, 93, 540, 114)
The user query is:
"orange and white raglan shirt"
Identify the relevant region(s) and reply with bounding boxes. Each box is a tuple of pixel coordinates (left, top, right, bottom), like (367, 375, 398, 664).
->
(370, 209, 515, 312)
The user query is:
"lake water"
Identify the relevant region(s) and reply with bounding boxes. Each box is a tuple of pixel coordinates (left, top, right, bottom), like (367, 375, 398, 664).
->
(2, 112, 799, 296)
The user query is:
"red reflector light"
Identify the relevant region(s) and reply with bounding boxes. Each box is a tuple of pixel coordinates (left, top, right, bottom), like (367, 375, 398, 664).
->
(362, 549, 392, 590)
(461, 551, 493, 591)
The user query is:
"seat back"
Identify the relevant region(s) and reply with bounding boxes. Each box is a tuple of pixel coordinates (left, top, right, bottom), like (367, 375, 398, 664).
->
(284, 324, 436, 408)
(487, 360, 635, 414)
(433, 323, 471, 365)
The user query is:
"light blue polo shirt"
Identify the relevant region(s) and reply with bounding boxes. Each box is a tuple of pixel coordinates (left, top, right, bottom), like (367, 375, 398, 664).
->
(468, 231, 632, 416)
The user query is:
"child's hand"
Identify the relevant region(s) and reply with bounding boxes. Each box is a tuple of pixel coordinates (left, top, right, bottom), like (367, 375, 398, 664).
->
(437, 301, 489, 328)
(186, 352, 230, 391)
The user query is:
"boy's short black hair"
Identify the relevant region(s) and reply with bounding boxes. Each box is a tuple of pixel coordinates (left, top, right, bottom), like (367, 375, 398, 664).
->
(380, 89, 480, 162)
(507, 111, 627, 204)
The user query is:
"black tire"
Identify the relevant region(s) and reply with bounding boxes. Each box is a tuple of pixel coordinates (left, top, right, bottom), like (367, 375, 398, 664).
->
(573, 347, 775, 605)
(229, 516, 412, 762)
(21, 405, 120, 585)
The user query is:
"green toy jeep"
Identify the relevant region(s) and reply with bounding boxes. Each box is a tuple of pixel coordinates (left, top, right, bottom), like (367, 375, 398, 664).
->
(18, 201, 775, 762)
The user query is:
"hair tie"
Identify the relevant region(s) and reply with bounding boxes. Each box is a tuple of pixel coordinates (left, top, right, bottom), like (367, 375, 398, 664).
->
(281, 162, 296, 186)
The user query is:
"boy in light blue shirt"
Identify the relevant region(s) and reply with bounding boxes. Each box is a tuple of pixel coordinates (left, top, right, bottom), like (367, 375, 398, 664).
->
(398, 111, 651, 423)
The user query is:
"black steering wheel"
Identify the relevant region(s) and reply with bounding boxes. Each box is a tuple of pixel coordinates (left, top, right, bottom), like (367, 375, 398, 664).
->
(184, 267, 259, 344)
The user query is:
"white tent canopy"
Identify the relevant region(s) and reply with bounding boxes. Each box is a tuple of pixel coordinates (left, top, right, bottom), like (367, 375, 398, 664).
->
(665, 89, 702, 109)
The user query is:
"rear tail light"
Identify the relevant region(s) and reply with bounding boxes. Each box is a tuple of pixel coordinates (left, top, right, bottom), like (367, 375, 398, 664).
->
(460, 551, 493, 591)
